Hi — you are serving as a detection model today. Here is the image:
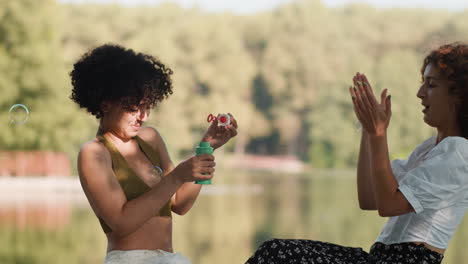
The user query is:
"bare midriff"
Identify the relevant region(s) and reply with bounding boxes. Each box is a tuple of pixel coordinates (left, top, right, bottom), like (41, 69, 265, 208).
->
(412, 242, 445, 255)
(106, 216, 173, 252)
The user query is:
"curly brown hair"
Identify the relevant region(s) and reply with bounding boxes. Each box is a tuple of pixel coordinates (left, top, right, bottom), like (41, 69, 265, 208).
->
(421, 42, 468, 139)
(70, 44, 173, 119)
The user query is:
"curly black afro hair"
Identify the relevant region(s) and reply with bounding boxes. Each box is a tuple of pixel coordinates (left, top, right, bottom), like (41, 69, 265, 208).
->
(70, 44, 173, 118)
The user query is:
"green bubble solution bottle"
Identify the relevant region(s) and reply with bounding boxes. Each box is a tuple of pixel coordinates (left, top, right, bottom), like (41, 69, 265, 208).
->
(195, 141, 214, 184)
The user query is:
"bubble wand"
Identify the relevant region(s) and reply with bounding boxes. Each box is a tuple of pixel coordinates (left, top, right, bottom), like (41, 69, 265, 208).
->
(207, 113, 231, 126)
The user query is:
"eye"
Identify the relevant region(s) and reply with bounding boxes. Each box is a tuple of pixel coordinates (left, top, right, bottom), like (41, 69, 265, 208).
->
(128, 107, 139, 113)
(421, 79, 436, 89)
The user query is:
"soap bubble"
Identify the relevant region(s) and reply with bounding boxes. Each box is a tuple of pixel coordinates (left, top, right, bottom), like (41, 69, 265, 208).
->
(9, 104, 29, 125)
(355, 120, 362, 133)
(152, 165, 163, 178)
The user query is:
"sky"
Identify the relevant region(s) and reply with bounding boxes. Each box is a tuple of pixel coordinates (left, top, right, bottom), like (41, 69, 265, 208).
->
(59, 0, 468, 13)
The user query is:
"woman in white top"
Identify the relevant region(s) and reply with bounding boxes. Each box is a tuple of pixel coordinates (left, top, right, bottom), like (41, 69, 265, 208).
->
(245, 43, 468, 264)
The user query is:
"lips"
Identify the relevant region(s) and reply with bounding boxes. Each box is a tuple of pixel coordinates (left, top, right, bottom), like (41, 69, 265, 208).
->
(422, 104, 430, 113)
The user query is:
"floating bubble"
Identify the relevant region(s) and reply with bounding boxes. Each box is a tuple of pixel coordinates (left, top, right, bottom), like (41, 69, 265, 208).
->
(9, 104, 29, 125)
(355, 120, 362, 133)
(152, 165, 163, 178)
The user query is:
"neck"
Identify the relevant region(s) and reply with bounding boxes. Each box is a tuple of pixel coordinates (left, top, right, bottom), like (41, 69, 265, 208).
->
(98, 120, 132, 145)
(436, 125, 462, 144)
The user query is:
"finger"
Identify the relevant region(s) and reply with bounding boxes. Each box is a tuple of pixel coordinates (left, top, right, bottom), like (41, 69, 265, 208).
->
(353, 98, 373, 133)
(353, 105, 367, 129)
(352, 100, 369, 132)
(230, 127, 238, 137)
(351, 91, 365, 122)
(207, 116, 218, 131)
(228, 113, 238, 129)
(354, 86, 377, 130)
(200, 167, 215, 174)
(213, 114, 219, 126)
(361, 74, 371, 88)
(356, 73, 365, 88)
(350, 86, 367, 124)
(352, 85, 365, 112)
(386, 94, 392, 116)
(196, 172, 214, 180)
(380, 88, 388, 106)
(354, 82, 373, 113)
(349, 85, 357, 101)
(361, 74, 379, 107)
(359, 74, 370, 88)
(359, 82, 378, 110)
(224, 125, 236, 137)
(198, 153, 215, 161)
(201, 161, 216, 167)
(353, 73, 359, 87)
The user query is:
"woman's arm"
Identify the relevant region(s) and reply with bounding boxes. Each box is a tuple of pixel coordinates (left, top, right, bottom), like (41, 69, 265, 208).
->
(138, 127, 207, 215)
(78, 141, 184, 238)
(141, 114, 237, 215)
(369, 134, 413, 217)
(350, 73, 413, 217)
(357, 130, 377, 210)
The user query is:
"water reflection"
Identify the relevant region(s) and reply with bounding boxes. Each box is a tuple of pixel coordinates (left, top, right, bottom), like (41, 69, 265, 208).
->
(1, 170, 468, 264)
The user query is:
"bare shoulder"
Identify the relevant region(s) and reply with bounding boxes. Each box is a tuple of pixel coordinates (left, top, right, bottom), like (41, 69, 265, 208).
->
(137, 126, 164, 149)
(77, 139, 114, 186)
(78, 139, 111, 166)
(138, 126, 173, 170)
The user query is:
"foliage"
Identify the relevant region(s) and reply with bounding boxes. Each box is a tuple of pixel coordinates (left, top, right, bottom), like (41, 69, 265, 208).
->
(2, 0, 467, 168)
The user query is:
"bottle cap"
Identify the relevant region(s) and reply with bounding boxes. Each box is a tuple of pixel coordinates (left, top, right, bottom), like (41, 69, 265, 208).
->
(199, 141, 211, 148)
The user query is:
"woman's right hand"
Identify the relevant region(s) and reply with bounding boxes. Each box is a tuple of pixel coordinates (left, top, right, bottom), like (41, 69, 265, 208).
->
(172, 154, 216, 183)
(350, 72, 391, 136)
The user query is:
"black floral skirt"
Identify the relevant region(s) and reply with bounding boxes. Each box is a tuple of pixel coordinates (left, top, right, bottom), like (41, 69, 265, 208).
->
(245, 239, 444, 264)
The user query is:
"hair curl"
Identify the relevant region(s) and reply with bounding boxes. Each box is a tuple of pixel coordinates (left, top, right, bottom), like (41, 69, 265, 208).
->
(70, 44, 173, 118)
(421, 42, 468, 139)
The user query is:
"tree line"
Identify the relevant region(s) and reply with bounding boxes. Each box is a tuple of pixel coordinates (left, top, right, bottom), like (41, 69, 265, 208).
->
(1, 0, 467, 169)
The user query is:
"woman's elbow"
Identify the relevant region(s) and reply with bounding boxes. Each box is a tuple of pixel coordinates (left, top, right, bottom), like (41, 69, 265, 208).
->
(105, 218, 139, 238)
(359, 204, 375, 211)
(378, 209, 392, 217)
(358, 199, 377, 211)
(377, 207, 400, 217)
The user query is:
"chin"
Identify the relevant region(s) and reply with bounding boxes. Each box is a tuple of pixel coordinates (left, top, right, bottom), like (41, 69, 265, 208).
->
(423, 116, 437, 128)
(129, 131, 139, 137)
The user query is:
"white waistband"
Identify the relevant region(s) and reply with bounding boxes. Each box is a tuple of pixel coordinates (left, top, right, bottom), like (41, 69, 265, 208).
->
(104, 249, 192, 264)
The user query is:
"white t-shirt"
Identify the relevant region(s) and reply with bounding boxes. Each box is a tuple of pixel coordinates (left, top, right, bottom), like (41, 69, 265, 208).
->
(375, 136, 468, 249)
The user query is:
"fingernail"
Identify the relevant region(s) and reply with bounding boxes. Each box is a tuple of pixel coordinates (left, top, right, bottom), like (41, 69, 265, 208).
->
(353, 86, 357, 91)
(388, 95, 391, 100)
(352, 96, 356, 100)
(363, 82, 367, 87)
(357, 81, 362, 86)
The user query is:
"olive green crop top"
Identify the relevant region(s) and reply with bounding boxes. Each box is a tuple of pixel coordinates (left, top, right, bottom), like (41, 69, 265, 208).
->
(96, 132, 172, 233)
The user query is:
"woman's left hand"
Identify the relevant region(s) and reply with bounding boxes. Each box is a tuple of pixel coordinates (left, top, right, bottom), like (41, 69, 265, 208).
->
(349, 73, 392, 137)
(201, 113, 238, 150)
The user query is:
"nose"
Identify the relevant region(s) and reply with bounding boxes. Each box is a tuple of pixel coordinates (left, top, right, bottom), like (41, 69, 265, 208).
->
(416, 84, 425, 99)
(137, 107, 150, 122)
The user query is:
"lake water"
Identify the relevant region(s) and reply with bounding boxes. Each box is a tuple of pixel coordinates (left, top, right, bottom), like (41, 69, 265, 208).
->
(1, 169, 467, 263)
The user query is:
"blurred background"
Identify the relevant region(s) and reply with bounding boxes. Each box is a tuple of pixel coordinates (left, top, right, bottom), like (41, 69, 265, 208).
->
(1, 0, 468, 263)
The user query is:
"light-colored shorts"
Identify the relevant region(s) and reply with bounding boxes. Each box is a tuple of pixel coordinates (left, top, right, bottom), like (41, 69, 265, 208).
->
(104, 249, 192, 264)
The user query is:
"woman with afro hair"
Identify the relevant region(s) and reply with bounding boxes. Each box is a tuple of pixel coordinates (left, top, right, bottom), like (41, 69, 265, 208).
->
(70, 44, 238, 264)
(245, 43, 468, 264)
